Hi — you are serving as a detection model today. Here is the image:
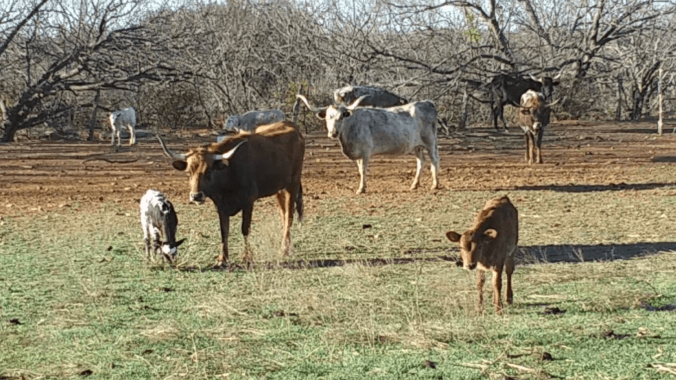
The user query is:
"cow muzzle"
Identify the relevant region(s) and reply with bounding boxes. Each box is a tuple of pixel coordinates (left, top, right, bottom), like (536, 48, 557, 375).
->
(464, 262, 477, 271)
(190, 192, 206, 205)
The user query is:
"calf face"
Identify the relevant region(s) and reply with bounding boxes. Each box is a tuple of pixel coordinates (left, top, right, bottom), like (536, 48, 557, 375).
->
(446, 229, 498, 270)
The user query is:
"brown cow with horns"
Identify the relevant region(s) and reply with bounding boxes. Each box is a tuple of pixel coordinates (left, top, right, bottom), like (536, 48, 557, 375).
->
(157, 121, 305, 266)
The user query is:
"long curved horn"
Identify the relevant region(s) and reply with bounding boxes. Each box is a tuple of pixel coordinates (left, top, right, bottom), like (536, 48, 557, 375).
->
(546, 98, 561, 107)
(529, 74, 543, 83)
(346, 95, 368, 110)
(296, 94, 327, 113)
(552, 71, 563, 80)
(213, 140, 247, 161)
(156, 134, 187, 161)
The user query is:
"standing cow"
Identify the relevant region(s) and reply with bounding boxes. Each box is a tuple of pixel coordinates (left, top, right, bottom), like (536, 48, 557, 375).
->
(108, 107, 136, 146)
(333, 85, 408, 108)
(157, 122, 304, 267)
(489, 73, 560, 132)
(297, 94, 439, 194)
(518, 90, 553, 164)
(445, 196, 519, 314)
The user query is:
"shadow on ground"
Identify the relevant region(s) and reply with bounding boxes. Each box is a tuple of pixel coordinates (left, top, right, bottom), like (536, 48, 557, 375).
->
(509, 182, 676, 192)
(178, 242, 674, 272)
(518, 241, 676, 264)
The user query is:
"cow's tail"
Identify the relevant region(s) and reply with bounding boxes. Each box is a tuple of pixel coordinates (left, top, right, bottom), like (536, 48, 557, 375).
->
(295, 182, 304, 223)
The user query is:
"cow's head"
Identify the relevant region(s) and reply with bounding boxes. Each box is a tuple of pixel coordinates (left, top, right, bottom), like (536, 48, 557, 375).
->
(445, 229, 498, 270)
(529, 72, 561, 101)
(520, 91, 554, 131)
(157, 135, 246, 204)
(224, 115, 240, 131)
(296, 94, 367, 139)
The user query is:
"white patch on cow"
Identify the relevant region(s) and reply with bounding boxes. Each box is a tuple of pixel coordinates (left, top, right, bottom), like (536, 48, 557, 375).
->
(161, 244, 176, 255)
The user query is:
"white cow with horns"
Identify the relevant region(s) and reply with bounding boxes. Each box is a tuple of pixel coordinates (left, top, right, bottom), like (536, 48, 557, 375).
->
(107, 107, 136, 147)
(297, 95, 440, 194)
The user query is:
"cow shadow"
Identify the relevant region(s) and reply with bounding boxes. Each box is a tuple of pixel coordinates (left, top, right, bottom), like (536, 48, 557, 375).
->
(653, 156, 676, 163)
(517, 241, 676, 264)
(176, 241, 673, 272)
(511, 182, 676, 193)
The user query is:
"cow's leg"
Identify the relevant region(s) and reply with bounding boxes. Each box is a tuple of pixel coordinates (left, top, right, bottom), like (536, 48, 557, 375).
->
(116, 129, 122, 147)
(241, 203, 254, 265)
(476, 269, 486, 313)
(529, 132, 537, 165)
(535, 127, 544, 164)
(128, 124, 136, 146)
(429, 141, 440, 190)
(356, 156, 369, 194)
(524, 133, 530, 163)
(216, 209, 230, 267)
(275, 190, 293, 256)
(110, 127, 116, 146)
(499, 105, 509, 132)
(492, 267, 504, 313)
(411, 147, 425, 190)
(505, 252, 515, 305)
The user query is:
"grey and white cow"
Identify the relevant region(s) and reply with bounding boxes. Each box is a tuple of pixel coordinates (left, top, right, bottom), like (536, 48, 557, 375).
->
(108, 107, 136, 146)
(333, 85, 408, 108)
(140, 189, 185, 262)
(297, 95, 440, 194)
(224, 109, 285, 133)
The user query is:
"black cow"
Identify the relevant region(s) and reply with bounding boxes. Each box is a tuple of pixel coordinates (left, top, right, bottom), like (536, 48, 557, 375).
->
(489, 73, 560, 132)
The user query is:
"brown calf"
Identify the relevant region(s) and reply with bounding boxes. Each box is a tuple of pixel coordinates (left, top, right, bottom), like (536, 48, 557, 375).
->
(518, 90, 552, 164)
(445, 196, 518, 313)
(158, 121, 305, 266)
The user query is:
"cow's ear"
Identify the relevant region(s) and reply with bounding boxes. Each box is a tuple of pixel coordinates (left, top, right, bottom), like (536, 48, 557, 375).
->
(483, 229, 498, 239)
(172, 161, 187, 171)
(342, 110, 352, 119)
(446, 231, 461, 242)
(175, 238, 185, 247)
(519, 109, 530, 115)
(213, 159, 227, 169)
(316, 110, 327, 120)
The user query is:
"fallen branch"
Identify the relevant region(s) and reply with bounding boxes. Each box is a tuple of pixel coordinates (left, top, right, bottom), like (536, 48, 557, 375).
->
(649, 364, 676, 375)
(82, 155, 141, 164)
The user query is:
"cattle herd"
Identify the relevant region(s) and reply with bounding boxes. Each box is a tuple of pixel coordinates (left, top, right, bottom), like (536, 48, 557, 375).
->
(122, 77, 560, 313)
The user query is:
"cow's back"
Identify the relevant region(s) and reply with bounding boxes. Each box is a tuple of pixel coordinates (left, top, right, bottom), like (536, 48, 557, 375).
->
(473, 196, 518, 250)
(219, 122, 304, 197)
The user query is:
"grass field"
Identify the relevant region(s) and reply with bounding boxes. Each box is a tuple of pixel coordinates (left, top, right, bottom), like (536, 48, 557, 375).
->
(2, 187, 676, 379)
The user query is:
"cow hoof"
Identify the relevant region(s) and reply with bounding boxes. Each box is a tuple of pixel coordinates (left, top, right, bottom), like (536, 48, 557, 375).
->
(430, 184, 440, 190)
(409, 185, 419, 191)
(356, 188, 365, 194)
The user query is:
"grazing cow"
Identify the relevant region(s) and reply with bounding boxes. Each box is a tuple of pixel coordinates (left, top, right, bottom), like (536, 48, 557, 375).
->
(297, 94, 440, 194)
(518, 90, 552, 164)
(445, 196, 518, 314)
(140, 189, 185, 262)
(108, 107, 137, 146)
(489, 73, 560, 132)
(157, 121, 305, 266)
(224, 109, 285, 133)
(333, 85, 408, 108)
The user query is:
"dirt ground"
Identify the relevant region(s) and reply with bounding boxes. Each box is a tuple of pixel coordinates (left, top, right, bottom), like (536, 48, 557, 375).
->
(2, 120, 676, 216)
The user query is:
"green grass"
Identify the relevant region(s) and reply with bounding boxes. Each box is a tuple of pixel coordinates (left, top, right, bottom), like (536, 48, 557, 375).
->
(1, 189, 676, 379)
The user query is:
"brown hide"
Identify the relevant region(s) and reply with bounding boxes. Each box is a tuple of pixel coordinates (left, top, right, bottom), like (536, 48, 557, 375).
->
(445, 196, 518, 313)
(164, 121, 305, 266)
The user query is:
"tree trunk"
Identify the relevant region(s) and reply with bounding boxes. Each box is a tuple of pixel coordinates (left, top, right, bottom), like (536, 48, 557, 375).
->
(459, 83, 469, 130)
(658, 68, 664, 135)
(631, 87, 645, 122)
(616, 74, 623, 121)
(87, 89, 101, 141)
